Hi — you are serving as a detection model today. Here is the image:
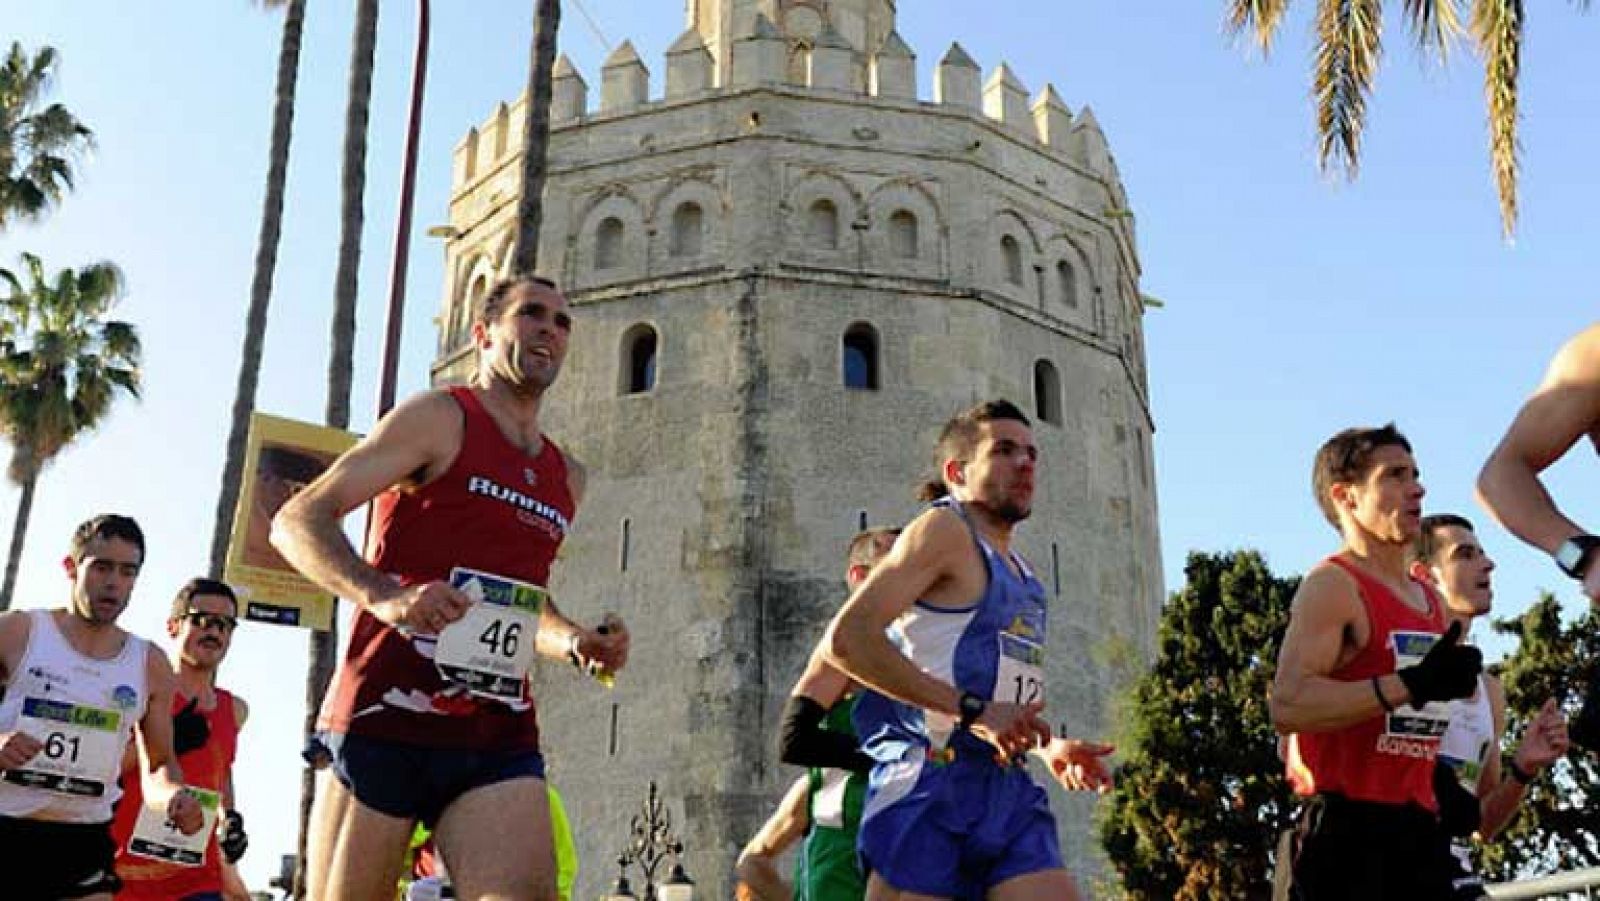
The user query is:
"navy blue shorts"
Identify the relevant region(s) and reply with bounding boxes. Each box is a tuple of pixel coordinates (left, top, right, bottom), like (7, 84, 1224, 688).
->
(326, 731, 546, 828)
(858, 751, 1064, 897)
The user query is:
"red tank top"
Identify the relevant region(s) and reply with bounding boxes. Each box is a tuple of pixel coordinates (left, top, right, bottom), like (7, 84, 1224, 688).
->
(112, 689, 239, 899)
(320, 387, 574, 750)
(1286, 555, 1447, 811)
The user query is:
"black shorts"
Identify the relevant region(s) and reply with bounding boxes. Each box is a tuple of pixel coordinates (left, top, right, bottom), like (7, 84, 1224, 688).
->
(1289, 794, 1463, 901)
(326, 731, 546, 829)
(0, 815, 121, 900)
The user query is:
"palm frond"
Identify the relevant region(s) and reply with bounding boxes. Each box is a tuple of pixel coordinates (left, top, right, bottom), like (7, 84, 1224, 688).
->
(1227, 0, 1294, 50)
(1472, 0, 1523, 236)
(1314, 0, 1384, 176)
(1402, 0, 1466, 60)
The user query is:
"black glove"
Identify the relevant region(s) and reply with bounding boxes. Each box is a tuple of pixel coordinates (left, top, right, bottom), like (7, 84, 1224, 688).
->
(1432, 760, 1480, 838)
(171, 698, 210, 755)
(1398, 621, 1482, 707)
(220, 809, 248, 863)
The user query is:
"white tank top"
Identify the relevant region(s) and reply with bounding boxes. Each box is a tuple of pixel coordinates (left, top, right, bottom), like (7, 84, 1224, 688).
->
(1439, 673, 1493, 866)
(0, 610, 148, 823)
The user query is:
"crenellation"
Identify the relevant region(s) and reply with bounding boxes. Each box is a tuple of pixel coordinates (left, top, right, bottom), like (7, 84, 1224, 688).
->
(869, 30, 916, 100)
(730, 13, 786, 87)
(453, 126, 479, 186)
(934, 42, 981, 111)
(983, 63, 1030, 131)
(665, 28, 714, 98)
(1069, 105, 1113, 176)
(809, 24, 855, 92)
(552, 53, 588, 122)
(601, 41, 650, 114)
(1032, 83, 1073, 148)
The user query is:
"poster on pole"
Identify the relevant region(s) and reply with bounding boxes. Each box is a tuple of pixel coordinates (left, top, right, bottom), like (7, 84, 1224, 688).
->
(223, 412, 358, 631)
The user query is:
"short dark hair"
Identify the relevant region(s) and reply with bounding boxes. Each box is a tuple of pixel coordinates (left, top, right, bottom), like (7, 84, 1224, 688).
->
(478, 274, 561, 326)
(169, 578, 239, 621)
(917, 399, 1032, 502)
(847, 527, 900, 570)
(1310, 424, 1413, 528)
(68, 515, 145, 565)
(1413, 513, 1475, 564)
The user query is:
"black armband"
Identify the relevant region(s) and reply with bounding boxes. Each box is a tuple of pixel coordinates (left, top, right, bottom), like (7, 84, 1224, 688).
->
(777, 695, 873, 773)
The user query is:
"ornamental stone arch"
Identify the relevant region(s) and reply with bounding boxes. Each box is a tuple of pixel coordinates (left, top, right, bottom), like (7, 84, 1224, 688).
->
(647, 173, 728, 273)
(574, 185, 647, 288)
(1040, 231, 1096, 329)
(992, 208, 1042, 304)
(783, 167, 863, 267)
(864, 177, 944, 279)
(447, 251, 498, 352)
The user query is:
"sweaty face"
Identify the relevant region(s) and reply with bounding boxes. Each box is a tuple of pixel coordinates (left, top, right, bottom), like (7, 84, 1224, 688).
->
(954, 419, 1038, 524)
(1337, 444, 1424, 544)
(69, 537, 143, 625)
(477, 283, 572, 394)
(171, 592, 238, 671)
(1427, 525, 1495, 617)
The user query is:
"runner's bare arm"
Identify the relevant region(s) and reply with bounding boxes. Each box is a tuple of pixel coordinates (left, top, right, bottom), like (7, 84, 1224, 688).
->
(535, 596, 630, 673)
(791, 646, 851, 709)
(1271, 565, 1407, 733)
(272, 391, 461, 613)
(735, 776, 809, 901)
(0, 612, 43, 769)
(138, 646, 204, 833)
(1479, 324, 1600, 556)
(823, 508, 965, 716)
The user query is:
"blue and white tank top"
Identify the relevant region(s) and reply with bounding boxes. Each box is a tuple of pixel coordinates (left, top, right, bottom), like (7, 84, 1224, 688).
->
(853, 498, 1049, 765)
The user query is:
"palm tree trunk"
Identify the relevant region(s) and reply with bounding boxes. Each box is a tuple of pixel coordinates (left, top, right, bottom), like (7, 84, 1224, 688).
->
(508, 0, 562, 275)
(208, 0, 306, 578)
(0, 469, 38, 611)
(294, 2, 377, 897)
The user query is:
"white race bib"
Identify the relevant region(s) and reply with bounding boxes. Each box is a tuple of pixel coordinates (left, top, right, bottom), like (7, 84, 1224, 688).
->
(1387, 631, 1453, 739)
(127, 786, 221, 866)
(813, 768, 850, 829)
(994, 631, 1045, 706)
(433, 568, 546, 703)
(2, 698, 122, 798)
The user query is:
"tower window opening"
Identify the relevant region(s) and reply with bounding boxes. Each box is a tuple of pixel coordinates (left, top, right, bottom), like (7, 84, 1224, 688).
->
(843, 323, 879, 391)
(1001, 234, 1023, 286)
(1034, 359, 1061, 425)
(888, 209, 918, 259)
(809, 198, 840, 250)
(595, 216, 625, 270)
(622, 325, 658, 394)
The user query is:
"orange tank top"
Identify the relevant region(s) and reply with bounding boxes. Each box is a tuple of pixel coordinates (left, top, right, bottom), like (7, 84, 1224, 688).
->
(1286, 555, 1448, 811)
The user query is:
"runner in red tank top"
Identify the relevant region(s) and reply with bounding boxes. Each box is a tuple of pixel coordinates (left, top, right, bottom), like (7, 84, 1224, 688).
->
(113, 578, 252, 901)
(1272, 425, 1483, 899)
(273, 276, 631, 901)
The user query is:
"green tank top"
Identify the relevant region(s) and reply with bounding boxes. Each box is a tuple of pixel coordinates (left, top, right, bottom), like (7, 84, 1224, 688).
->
(795, 695, 867, 901)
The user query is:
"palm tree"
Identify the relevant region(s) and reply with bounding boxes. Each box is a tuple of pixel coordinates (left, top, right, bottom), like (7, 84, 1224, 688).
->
(509, 0, 562, 273)
(208, 0, 307, 579)
(0, 253, 140, 609)
(294, 1, 377, 896)
(1227, 0, 1591, 235)
(0, 42, 94, 230)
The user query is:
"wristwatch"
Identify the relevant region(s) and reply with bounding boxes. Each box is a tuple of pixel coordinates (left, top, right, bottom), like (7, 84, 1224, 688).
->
(1554, 535, 1600, 580)
(957, 691, 987, 732)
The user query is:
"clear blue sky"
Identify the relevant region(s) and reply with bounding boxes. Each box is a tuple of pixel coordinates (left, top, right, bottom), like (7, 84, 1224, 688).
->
(2, 1, 1597, 891)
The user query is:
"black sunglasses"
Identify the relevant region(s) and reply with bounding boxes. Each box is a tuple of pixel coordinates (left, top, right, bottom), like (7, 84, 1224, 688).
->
(183, 610, 238, 633)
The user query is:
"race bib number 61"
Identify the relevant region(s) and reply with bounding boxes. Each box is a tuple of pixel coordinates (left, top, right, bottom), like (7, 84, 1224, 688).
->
(433, 568, 547, 702)
(1, 698, 121, 798)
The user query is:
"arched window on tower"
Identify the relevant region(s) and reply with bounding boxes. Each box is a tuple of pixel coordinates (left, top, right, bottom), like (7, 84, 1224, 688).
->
(669, 202, 704, 258)
(1056, 260, 1078, 309)
(595, 217, 624, 271)
(809, 198, 840, 250)
(888, 209, 918, 259)
(454, 274, 488, 346)
(621, 324, 658, 394)
(843, 323, 879, 391)
(1034, 359, 1061, 425)
(1001, 235, 1023, 286)
(788, 43, 813, 86)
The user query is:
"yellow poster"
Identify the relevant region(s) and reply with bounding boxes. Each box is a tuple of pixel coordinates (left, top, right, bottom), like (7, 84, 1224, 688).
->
(223, 412, 358, 631)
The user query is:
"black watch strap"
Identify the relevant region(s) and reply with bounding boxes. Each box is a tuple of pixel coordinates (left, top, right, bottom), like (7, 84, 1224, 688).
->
(1507, 758, 1536, 786)
(1555, 535, 1600, 580)
(957, 691, 986, 732)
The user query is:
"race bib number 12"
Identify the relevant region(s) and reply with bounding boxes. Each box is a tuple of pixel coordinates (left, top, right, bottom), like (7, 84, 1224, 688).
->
(434, 568, 547, 702)
(995, 631, 1046, 706)
(127, 786, 221, 866)
(1, 698, 121, 798)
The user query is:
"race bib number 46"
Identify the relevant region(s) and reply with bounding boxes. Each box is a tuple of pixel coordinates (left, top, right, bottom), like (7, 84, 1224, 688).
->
(434, 568, 547, 702)
(1, 698, 121, 797)
(128, 786, 221, 866)
(995, 631, 1045, 706)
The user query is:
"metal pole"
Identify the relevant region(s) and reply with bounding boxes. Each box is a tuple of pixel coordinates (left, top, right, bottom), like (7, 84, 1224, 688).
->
(377, 0, 430, 416)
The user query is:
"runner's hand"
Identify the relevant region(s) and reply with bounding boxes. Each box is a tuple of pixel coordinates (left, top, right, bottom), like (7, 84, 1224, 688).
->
(1043, 738, 1115, 793)
(1398, 621, 1482, 706)
(167, 788, 205, 836)
(0, 731, 41, 769)
(172, 697, 210, 755)
(1514, 698, 1570, 773)
(220, 809, 248, 863)
(971, 701, 1051, 760)
(372, 581, 473, 634)
(577, 614, 630, 673)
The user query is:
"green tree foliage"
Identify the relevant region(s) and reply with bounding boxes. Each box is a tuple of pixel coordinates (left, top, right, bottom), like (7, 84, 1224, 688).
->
(0, 253, 140, 608)
(1102, 550, 1300, 900)
(0, 42, 93, 230)
(1475, 593, 1600, 879)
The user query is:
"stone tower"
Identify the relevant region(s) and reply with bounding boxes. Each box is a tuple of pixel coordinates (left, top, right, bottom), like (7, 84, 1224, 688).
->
(432, 2, 1160, 895)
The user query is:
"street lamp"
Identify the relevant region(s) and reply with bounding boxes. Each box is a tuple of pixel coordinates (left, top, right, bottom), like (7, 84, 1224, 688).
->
(605, 782, 695, 901)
